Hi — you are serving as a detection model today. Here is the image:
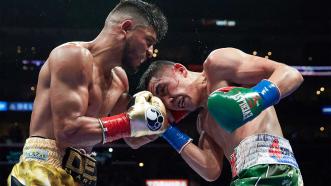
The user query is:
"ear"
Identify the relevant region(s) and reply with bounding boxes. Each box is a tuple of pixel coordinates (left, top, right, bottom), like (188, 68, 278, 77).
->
(120, 19, 134, 34)
(173, 63, 188, 77)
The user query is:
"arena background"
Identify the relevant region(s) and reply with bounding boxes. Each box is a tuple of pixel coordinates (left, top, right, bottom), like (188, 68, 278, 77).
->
(0, 0, 330, 185)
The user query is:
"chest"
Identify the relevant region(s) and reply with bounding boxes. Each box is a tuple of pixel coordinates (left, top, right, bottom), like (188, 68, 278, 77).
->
(197, 110, 232, 149)
(86, 77, 126, 117)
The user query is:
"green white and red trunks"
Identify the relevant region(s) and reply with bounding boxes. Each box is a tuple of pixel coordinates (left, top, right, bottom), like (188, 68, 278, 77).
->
(230, 134, 303, 186)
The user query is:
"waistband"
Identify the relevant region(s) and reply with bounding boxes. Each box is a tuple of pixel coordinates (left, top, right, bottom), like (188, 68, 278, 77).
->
(230, 134, 299, 178)
(20, 137, 64, 168)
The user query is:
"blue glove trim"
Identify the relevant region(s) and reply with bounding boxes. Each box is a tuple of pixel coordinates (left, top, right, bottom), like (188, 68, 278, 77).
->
(251, 79, 281, 108)
(162, 125, 192, 153)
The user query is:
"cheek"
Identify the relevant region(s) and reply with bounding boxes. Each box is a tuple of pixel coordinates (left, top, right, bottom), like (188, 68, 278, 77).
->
(189, 91, 200, 106)
(167, 102, 178, 110)
(132, 35, 146, 48)
(127, 36, 142, 49)
(161, 97, 175, 110)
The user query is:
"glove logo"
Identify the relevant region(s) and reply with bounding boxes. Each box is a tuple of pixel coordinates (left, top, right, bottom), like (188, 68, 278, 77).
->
(145, 107, 164, 131)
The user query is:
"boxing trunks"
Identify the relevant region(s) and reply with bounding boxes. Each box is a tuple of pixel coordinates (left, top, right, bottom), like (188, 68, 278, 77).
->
(7, 137, 97, 186)
(230, 134, 303, 186)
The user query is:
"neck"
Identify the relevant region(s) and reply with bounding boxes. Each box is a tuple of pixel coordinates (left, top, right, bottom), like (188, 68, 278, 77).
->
(88, 29, 125, 72)
(191, 71, 209, 108)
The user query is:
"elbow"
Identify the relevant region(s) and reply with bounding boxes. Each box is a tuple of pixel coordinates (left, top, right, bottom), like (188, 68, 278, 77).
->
(123, 138, 144, 149)
(198, 164, 222, 182)
(127, 143, 141, 150)
(202, 170, 221, 182)
(55, 129, 75, 146)
(289, 66, 304, 87)
(54, 121, 78, 146)
(296, 70, 304, 86)
(192, 156, 222, 182)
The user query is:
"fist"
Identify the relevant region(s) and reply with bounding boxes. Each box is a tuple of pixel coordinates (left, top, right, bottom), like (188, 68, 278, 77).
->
(128, 91, 169, 137)
(207, 87, 263, 133)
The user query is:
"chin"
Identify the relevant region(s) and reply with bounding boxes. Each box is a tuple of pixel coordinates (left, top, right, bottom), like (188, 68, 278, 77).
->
(186, 101, 199, 111)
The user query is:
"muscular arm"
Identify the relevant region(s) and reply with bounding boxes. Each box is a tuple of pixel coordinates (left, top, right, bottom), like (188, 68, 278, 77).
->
(49, 45, 102, 147)
(180, 132, 224, 182)
(205, 48, 304, 98)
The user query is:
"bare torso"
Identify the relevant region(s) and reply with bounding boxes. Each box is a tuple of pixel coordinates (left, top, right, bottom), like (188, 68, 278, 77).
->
(197, 71, 283, 160)
(29, 42, 129, 150)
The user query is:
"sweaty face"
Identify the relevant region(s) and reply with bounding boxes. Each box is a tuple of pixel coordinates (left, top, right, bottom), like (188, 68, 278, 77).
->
(122, 26, 156, 73)
(148, 72, 199, 111)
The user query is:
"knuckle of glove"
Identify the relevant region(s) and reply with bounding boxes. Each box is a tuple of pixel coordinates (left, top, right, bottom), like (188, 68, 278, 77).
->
(150, 96, 166, 112)
(133, 91, 152, 104)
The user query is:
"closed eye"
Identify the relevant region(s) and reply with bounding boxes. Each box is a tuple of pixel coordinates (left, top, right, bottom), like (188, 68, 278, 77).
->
(155, 84, 167, 97)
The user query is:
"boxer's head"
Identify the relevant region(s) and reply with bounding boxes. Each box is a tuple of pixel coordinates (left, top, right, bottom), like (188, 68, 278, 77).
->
(104, 0, 168, 73)
(139, 60, 203, 112)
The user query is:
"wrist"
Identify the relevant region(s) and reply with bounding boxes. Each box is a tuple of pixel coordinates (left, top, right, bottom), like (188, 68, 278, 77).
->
(99, 113, 131, 144)
(252, 79, 281, 108)
(162, 125, 192, 153)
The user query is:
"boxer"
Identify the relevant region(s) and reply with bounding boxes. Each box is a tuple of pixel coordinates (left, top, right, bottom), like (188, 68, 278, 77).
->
(140, 48, 304, 185)
(8, 0, 168, 185)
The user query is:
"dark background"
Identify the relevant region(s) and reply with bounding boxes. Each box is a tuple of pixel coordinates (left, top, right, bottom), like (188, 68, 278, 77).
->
(0, 0, 330, 185)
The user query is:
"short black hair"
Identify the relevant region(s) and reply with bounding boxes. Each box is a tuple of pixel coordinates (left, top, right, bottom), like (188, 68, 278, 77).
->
(138, 60, 175, 91)
(107, 0, 168, 41)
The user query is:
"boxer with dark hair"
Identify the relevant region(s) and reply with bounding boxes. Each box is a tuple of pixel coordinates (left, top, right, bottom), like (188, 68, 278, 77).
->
(140, 48, 304, 185)
(8, 1, 168, 185)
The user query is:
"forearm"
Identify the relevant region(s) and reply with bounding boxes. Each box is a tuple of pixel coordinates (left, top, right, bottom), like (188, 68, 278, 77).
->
(268, 65, 303, 98)
(162, 126, 221, 181)
(56, 91, 169, 147)
(55, 116, 102, 147)
(181, 144, 221, 181)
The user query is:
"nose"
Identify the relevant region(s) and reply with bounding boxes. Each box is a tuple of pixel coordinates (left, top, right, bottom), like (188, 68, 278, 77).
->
(164, 97, 176, 109)
(147, 45, 154, 58)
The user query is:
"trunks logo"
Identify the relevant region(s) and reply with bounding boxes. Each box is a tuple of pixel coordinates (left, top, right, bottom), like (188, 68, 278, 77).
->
(63, 148, 97, 186)
(269, 138, 282, 159)
(145, 107, 163, 131)
(24, 149, 48, 161)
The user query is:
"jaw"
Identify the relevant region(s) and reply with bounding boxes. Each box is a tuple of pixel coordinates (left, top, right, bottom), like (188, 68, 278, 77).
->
(188, 86, 208, 110)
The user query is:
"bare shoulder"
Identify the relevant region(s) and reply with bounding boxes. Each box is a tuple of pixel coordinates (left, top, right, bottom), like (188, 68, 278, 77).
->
(49, 43, 93, 69)
(48, 43, 93, 81)
(203, 48, 246, 88)
(203, 47, 246, 70)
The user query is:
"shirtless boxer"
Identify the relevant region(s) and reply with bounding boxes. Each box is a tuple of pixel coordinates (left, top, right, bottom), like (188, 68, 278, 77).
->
(139, 48, 304, 185)
(8, 0, 168, 185)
